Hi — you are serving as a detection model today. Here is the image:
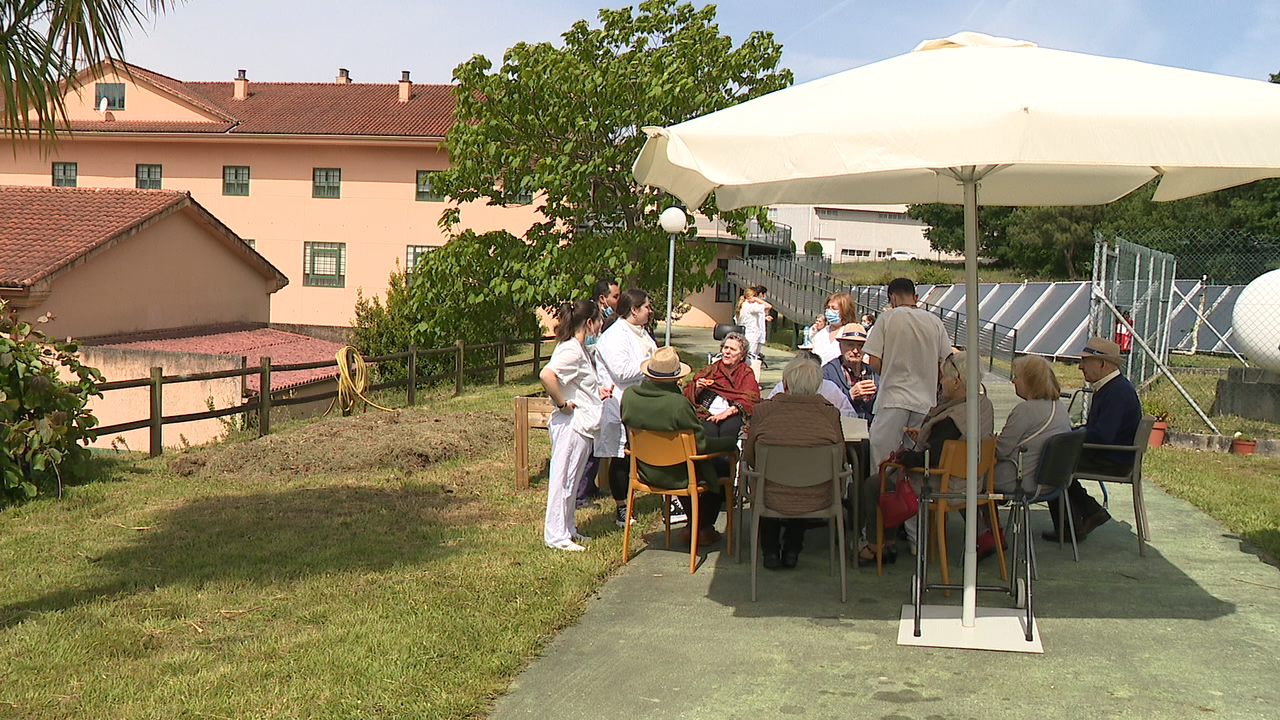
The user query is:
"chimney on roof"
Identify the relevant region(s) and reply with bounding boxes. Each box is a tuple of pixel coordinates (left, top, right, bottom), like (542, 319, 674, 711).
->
(399, 71, 412, 102)
(336, 68, 351, 84)
(233, 69, 248, 100)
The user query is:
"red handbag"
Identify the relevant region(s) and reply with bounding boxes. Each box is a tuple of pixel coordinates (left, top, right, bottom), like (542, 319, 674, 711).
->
(878, 463, 919, 528)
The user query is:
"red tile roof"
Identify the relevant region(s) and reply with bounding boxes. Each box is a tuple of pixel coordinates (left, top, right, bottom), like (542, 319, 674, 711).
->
(0, 185, 287, 290)
(67, 63, 456, 138)
(0, 186, 185, 287)
(101, 328, 345, 392)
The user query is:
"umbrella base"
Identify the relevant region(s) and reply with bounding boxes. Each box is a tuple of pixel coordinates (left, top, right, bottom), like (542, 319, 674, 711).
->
(896, 604, 1043, 653)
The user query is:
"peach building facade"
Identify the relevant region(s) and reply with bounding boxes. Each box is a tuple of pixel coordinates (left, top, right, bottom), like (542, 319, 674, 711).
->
(0, 64, 540, 329)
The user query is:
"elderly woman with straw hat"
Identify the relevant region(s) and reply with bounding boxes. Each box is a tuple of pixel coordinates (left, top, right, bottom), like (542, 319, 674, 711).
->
(620, 346, 738, 546)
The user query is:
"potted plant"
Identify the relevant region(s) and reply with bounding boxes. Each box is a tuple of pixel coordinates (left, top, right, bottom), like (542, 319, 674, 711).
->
(1231, 431, 1257, 455)
(1142, 397, 1171, 447)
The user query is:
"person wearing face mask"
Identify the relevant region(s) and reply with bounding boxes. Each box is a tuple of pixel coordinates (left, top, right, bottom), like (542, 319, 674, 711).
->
(594, 288, 658, 527)
(575, 278, 620, 508)
(592, 278, 621, 332)
(807, 291, 858, 365)
(539, 300, 610, 551)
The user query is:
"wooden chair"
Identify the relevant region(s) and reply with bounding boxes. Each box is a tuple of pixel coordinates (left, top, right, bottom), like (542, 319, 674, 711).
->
(742, 442, 852, 602)
(876, 437, 1005, 589)
(622, 428, 737, 574)
(1072, 414, 1157, 556)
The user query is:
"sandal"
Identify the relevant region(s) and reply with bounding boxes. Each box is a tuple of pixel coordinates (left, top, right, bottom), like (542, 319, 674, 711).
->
(854, 544, 898, 567)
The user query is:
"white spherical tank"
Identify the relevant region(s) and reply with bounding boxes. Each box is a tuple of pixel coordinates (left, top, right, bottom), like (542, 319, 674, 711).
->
(1234, 268, 1280, 374)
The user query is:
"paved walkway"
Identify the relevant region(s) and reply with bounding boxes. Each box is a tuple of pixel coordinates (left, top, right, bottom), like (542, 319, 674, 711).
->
(492, 328, 1280, 719)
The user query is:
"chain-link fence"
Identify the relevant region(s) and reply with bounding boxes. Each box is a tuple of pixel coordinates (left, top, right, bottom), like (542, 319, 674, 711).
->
(1094, 229, 1280, 440)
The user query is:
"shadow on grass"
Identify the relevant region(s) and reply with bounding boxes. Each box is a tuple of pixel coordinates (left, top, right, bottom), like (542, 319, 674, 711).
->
(1, 484, 474, 629)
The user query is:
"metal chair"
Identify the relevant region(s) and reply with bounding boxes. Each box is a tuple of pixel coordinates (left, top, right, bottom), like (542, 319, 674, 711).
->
(622, 428, 737, 573)
(742, 442, 851, 602)
(1072, 414, 1157, 556)
(1003, 428, 1087, 642)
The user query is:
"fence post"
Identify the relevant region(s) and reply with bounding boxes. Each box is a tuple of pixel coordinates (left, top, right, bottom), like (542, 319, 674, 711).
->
(259, 356, 272, 437)
(455, 339, 465, 397)
(497, 336, 507, 386)
(989, 328, 997, 372)
(149, 367, 163, 458)
(407, 344, 417, 406)
(532, 335, 542, 374)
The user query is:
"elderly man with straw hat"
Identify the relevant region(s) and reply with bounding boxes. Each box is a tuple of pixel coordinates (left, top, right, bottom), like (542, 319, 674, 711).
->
(620, 346, 738, 546)
(1046, 337, 1142, 542)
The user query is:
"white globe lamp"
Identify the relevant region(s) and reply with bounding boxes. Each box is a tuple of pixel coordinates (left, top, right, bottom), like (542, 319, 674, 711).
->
(658, 207, 688, 345)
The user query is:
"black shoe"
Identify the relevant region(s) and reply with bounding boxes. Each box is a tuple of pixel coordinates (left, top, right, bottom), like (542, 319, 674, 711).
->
(853, 544, 898, 568)
(615, 505, 635, 528)
(1081, 509, 1112, 536)
(781, 550, 800, 569)
(763, 552, 783, 570)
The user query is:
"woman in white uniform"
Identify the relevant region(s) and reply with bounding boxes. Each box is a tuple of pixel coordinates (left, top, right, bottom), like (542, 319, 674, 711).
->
(593, 288, 657, 527)
(539, 299, 608, 551)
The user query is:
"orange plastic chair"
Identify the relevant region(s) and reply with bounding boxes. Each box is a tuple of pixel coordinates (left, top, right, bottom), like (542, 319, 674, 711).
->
(875, 437, 1006, 588)
(623, 428, 737, 574)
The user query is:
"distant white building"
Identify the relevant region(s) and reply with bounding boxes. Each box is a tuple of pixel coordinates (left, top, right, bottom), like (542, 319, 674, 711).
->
(769, 203, 947, 262)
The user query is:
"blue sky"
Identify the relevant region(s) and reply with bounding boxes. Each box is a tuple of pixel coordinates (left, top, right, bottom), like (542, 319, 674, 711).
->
(126, 0, 1280, 85)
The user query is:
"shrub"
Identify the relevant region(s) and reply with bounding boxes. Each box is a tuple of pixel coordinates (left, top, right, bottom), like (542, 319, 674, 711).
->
(916, 265, 955, 285)
(804, 240, 824, 256)
(0, 301, 102, 504)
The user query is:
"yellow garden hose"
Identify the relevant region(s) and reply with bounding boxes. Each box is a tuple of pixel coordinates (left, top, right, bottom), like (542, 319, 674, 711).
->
(332, 346, 396, 414)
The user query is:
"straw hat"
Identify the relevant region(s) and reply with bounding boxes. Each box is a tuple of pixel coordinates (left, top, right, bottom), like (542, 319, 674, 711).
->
(1078, 337, 1123, 366)
(640, 346, 692, 382)
(836, 323, 869, 343)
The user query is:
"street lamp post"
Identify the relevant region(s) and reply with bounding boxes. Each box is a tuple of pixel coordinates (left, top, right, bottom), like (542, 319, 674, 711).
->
(658, 206, 688, 346)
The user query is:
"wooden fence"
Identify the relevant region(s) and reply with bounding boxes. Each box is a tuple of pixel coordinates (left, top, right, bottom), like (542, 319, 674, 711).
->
(94, 335, 553, 457)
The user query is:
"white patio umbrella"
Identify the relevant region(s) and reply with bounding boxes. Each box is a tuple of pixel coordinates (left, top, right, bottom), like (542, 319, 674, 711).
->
(634, 31, 1280, 640)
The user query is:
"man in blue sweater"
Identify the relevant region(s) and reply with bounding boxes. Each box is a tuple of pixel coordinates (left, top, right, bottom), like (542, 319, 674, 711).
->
(1046, 337, 1142, 541)
(821, 323, 879, 421)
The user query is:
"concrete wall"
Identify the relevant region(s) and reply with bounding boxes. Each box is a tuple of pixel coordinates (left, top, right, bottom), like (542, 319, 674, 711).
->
(17, 208, 272, 340)
(677, 242, 740, 328)
(65, 68, 219, 122)
(79, 346, 246, 453)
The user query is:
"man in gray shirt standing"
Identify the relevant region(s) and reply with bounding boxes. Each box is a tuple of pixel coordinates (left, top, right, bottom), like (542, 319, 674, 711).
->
(862, 278, 953, 473)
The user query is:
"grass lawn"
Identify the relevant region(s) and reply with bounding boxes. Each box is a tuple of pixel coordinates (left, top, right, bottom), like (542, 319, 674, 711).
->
(1147, 446, 1280, 558)
(828, 258, 1038, 286)
(0, 377, 644, 719)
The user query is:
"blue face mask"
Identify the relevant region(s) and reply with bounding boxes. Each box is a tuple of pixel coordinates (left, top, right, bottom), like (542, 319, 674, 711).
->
(824, 309, 841, 325)
(602, 306, 614, 318)
(584, 333, 599, 347)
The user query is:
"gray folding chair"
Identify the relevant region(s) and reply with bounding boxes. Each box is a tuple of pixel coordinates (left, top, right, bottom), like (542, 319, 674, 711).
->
(1003, 428, 1087, 642)
(1072, 414, 1157, 556)
(743, 443, 851, 602)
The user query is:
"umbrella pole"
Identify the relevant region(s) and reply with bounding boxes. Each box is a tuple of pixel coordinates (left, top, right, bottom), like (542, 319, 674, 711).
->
(666, 232, 675, 346)
(962, 173, 981, 628)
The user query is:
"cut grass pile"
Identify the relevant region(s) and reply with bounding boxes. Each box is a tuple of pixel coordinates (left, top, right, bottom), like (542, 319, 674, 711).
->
(0, 379, 641, 719)
(1148, 446, 1280, 559)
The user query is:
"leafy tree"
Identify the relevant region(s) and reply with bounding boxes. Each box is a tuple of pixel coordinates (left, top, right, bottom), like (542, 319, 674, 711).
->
(1004, 205, 1105, 280)
(3, 0, 176, 141)
(907, 203, 1017, 262)
(0, 302, 102, 504)
(377, 0, 792, 351)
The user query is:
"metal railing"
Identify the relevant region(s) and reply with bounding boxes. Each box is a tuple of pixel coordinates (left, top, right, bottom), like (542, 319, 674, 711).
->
(729, 255, 1019, 376)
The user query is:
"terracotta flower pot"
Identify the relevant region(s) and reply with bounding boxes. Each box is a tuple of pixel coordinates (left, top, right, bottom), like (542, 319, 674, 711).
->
(1149, 421, 1168, 447)
(1232, 439, 1257, 455)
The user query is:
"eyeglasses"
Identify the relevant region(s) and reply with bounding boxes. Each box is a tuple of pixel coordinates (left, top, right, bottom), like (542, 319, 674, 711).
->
(943, 352, 959, 379)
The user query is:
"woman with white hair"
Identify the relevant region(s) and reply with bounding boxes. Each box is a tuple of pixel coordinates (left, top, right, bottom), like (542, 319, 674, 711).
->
(743, 355, 844, 570)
